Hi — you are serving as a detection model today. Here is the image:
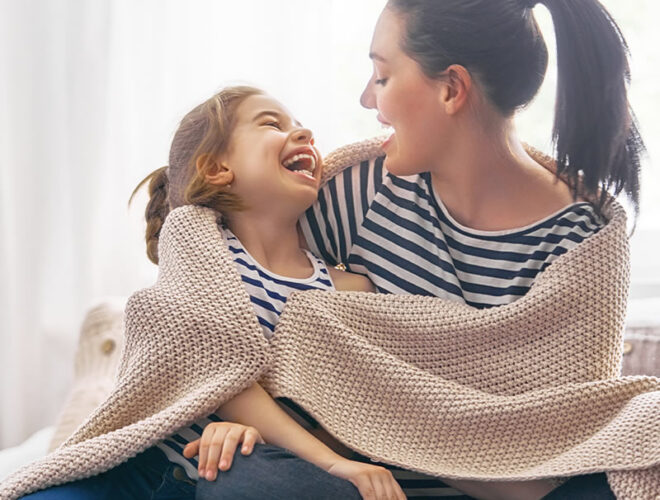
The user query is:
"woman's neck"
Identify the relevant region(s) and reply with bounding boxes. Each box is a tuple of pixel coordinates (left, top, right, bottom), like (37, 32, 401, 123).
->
(429, 114, 574, 231)
(224, 212, 313, 279)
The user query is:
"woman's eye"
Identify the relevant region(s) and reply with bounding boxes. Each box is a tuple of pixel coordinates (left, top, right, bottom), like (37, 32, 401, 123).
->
(374, 78, 388, 86)
(264, 121, 281, 129)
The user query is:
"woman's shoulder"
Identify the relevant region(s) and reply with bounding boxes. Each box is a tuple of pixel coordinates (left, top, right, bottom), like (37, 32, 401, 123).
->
(321, 137, 386, 186)
(514, 147, 596, 225)
(478, 158, 592, 232)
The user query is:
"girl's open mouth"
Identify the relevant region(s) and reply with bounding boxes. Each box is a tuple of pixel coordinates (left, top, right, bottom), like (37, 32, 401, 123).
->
(281, 153, 317, 180)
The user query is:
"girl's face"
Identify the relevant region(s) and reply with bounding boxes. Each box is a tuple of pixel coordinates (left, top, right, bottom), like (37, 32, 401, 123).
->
(360, 8, 448, 176)
(221, 94, 321, 217)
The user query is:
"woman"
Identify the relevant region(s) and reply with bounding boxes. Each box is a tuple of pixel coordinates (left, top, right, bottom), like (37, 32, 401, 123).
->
(200, 1, 641, 499)
(295, 0, 641, 498)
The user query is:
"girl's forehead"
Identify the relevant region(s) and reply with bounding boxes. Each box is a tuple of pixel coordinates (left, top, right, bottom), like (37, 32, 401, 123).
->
(237, 94, 297, 124)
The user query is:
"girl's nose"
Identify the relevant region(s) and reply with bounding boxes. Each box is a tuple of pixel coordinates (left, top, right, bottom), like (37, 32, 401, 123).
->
(293, 127, 313, 144)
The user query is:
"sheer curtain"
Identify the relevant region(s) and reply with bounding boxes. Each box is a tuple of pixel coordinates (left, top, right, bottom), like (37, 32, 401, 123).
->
(1, 0, 658, 449)
(0, 0, 385, 449)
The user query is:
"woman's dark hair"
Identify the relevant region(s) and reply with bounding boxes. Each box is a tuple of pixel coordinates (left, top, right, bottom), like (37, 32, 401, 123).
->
(387, 0, 644, 217)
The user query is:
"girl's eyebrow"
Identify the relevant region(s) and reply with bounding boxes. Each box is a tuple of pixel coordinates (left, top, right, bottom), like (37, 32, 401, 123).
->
(253, 110, 302, 128)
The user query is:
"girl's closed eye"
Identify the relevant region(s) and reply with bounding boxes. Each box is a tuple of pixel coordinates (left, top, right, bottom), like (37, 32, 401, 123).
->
(374, 78, 388, 86)
(263, 120, 282, 129)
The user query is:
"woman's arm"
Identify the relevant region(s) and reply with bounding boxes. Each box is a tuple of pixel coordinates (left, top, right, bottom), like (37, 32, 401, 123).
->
(441, 478, 556, 500)
(300, 155, 387, 267)
(328, 266, 376, 292)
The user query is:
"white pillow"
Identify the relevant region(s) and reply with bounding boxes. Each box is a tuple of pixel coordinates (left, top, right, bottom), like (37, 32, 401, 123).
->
(0, 426, 54, 482)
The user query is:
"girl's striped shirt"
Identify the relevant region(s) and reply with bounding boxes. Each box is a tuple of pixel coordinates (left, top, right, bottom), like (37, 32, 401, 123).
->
(156, 228, 335, 480)
(298, 156, 604, 498)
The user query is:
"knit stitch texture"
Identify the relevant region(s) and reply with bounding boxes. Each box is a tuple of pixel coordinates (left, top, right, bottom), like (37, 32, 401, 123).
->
(1, 139, 658, 499)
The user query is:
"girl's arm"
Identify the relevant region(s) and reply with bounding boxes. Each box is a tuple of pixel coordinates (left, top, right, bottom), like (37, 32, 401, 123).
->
(216, 383, 340, 470)
(213, 382, 406, 500)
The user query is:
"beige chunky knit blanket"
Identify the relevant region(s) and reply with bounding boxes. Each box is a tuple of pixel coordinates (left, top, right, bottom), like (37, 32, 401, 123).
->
(2, 139, 659, 500)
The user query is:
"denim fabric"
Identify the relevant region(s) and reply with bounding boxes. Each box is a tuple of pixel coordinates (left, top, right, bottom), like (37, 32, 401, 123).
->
(195, 443, 361, 500)
(20, 446, 195, 500)
(541, 473, 615, 500)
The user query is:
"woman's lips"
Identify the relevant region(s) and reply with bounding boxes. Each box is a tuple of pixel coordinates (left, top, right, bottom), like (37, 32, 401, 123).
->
(382, 131, 395, 149)
(376, 113, 392, 125)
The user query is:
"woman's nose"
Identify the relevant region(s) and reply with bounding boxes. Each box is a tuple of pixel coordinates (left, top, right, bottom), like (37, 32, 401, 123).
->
(360, 77, 376, 109)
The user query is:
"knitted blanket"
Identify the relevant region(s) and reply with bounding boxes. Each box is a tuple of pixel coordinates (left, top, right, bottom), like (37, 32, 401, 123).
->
(1, 140, 659, 500)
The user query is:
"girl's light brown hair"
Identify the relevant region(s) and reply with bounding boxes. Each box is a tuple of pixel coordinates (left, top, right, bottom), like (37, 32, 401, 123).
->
(130, 85, 264, 264)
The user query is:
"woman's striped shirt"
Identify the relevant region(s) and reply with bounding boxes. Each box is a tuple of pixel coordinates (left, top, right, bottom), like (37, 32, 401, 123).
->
(301, 156, 603, 308)
(156, 228, 335, 480)
(298, 156, 604, 498)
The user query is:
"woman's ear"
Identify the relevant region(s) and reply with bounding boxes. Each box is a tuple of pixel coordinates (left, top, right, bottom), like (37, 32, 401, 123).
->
(439, 64, 472, 115)
(196, 154, 234, 186)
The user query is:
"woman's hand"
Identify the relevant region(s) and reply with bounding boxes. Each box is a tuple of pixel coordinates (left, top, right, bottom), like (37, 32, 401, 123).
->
(326, 458, 406, 500)
(182, 421, 265, 481)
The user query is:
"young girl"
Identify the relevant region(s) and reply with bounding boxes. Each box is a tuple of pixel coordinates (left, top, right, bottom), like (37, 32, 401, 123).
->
(140, 85, 408, 500)
(18, 86, 403, 500)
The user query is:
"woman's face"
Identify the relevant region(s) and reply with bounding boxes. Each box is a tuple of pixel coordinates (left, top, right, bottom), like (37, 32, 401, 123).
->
(361, 8, 447, 176)
(221, 94, 321, 217)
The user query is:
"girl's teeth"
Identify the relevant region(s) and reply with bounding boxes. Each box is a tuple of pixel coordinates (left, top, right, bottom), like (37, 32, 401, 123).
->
(282, 154, 316, 179)
(283, 154, 316, 170)
(295, 169, 315, 179)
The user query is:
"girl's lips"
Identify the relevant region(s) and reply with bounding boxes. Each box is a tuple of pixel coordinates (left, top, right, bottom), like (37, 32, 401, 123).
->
(284, 166, 318, 184)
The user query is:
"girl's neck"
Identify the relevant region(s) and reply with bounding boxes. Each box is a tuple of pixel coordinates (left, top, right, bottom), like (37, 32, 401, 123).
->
(224, 212, 313, 279)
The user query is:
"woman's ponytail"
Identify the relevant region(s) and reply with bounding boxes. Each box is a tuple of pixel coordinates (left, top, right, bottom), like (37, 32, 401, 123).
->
(129, 166, 170, 264)
(544, 0, 643, 214)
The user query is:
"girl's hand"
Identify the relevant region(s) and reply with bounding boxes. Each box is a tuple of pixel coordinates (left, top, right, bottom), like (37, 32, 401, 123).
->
(182, 421, 265, 481)
(326, 458, 406, 500)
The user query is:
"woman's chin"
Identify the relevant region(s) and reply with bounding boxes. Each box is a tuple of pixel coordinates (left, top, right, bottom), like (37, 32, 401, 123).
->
(383, 151, 407, 176)
(383, 140, 428, 177)
(382, 138, 398, 172)
(383, 136, 412, 176)
(383, 154, 395, 173)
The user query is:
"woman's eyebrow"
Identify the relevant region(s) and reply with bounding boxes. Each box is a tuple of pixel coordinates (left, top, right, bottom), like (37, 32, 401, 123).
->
(369, 52, 387, 62)
(253, 110, 302, 128)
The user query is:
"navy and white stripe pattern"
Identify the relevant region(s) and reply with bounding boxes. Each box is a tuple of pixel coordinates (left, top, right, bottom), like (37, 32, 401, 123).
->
(300, 157, 604, 498)
(224, 228, 335, 339)
(302, 156, 603, 308)
(156, 228, 335, 479)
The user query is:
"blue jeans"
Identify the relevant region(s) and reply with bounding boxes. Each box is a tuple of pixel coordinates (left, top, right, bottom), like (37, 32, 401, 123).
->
(541, 473, 615, 500)
(20, 446, 195, 500)
(196, 443, 361, 500)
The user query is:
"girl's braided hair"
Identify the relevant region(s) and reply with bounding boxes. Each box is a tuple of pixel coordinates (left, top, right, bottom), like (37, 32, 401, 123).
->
(130, 85, 263, 264)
